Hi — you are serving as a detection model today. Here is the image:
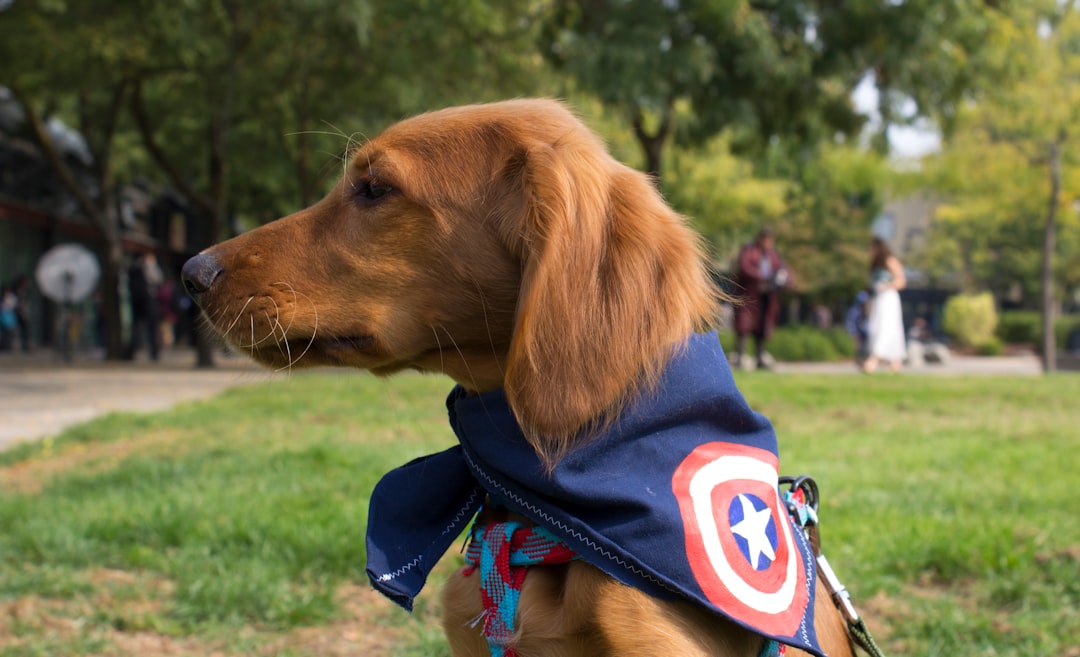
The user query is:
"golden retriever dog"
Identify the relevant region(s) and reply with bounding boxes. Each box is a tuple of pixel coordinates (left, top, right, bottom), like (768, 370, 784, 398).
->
(182, 99, 855, 657)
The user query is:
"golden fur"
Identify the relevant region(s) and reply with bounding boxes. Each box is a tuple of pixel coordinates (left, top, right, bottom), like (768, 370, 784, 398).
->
(184, 99, 855, 657)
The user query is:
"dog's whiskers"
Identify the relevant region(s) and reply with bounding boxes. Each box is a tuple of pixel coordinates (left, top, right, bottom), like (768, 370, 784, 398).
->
(473, 279, 504, 378)
(434, 324, 481, 391)
(274, 317, 294, 377)
(430, 325, 446, 374)
(222, 296, 256, 339)
(271, 283, 319, 373)
(337, 130, 370, 202)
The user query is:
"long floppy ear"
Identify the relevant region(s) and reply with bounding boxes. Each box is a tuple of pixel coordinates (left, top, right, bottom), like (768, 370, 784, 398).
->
(503, 135, 720, 468)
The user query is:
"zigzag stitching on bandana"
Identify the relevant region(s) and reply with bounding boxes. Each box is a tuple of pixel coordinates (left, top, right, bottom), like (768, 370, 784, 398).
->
(375, 487, 483, 583)
(462, 450, 670, 590)
(793, 517, 814, 647)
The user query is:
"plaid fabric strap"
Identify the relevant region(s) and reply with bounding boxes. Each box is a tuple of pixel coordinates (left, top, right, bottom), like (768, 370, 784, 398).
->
(463, 521, 579, 657)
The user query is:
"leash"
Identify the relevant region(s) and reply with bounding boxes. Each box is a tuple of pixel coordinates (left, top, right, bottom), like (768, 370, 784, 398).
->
(780, 476, 888, 657)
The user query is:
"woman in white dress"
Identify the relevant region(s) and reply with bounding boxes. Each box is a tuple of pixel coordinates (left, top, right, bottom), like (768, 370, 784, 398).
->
(863, 237, 906, 373)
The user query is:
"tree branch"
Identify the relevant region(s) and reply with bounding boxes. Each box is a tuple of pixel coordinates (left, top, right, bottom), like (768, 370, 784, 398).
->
(130, 79, 217, 217)
(9, 83, 107, 232)
(80, 80, 129, 198)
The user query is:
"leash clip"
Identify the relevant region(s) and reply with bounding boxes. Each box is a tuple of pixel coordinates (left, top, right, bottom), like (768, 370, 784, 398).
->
(779, 475, 819, 529)
(779, 475, 859, 623)
(779, 475, 887, 656)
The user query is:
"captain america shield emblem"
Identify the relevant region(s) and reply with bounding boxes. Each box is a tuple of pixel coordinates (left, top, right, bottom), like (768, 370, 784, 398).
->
(672, 441, 809, 635)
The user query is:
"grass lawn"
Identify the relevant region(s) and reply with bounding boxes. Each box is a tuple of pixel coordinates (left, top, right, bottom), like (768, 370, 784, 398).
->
(1, 370, 1078, 656)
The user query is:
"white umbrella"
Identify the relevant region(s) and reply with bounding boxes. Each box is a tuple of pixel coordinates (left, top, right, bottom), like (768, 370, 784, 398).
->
(34, 243, 100, 304)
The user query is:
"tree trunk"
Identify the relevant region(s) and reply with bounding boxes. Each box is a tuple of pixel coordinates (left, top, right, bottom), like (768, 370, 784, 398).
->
(99, 240, 126, 360)
(12, 84, 128, 360)
(1040, 139, 1061, 373)
(630, 101, 673, 187)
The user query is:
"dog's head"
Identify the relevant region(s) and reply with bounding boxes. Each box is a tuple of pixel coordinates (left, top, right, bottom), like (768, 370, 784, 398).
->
(183, 99, 719, 464)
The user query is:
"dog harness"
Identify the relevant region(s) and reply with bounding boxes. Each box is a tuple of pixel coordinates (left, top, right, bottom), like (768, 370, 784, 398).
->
(365, 332, 825, 657)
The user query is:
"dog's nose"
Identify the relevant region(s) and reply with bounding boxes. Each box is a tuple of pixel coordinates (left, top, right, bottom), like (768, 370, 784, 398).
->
(181, 253, 224, 303)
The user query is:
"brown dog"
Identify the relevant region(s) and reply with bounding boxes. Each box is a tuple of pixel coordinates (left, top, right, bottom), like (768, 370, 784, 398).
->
(182, 99, 854, 657)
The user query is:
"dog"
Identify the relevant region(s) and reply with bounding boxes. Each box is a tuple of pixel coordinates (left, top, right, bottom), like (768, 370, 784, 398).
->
(182, 99, 855, 657)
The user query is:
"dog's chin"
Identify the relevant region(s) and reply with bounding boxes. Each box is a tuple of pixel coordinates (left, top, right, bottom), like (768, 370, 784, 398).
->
(239, 335, 379, 369)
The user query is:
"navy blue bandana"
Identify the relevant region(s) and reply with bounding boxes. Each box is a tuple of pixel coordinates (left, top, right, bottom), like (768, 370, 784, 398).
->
(365, 332, 823, 656)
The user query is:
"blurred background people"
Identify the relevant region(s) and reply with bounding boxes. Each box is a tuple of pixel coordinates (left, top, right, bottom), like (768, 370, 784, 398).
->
(733, 227, 791, 370)
(127, 251, 164, 361)
(863, 237, 906, 373)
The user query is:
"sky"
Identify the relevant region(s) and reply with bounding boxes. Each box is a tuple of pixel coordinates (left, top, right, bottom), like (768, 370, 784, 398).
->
(852, 74, 942, 161)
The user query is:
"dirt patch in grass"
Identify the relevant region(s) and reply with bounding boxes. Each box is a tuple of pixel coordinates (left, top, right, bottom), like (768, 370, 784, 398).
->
(0, 430, 190, 495)
(264, 584, 415, 657)
(0, 567, 431, 657)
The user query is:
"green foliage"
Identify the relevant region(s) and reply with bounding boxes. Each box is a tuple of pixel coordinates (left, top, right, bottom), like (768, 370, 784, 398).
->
(777, 144, 893, 302)
(0, 0, 553, 244)
(822, 326, 858, 359)
(998, 310, 1080, 351)
(913, 1, 1080, 314)
(665, 132, 898, 306)
(767, 325, 854, 362)
(665, 132, 791, 256)
(975, 336, 1005, 356)
(943, 292, 999, 347)
(542, 0, 1021, 183)
(997, 310, 1043, 344)
(719, 326, 854, 362)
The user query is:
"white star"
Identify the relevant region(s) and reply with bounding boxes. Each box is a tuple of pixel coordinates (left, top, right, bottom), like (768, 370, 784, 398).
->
(730, 494, 776, 570)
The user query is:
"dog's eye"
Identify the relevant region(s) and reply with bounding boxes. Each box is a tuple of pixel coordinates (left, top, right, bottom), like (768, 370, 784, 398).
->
(353, 178, 395, 203)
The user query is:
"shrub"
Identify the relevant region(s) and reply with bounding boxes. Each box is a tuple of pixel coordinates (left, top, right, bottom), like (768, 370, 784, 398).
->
(822, 327, 857, 358)
(1056, 316, 1080, 352)
(717, 326, 851, 362)
(975, 337, 1005, 356)
(943, 293, 998, 348)
(997, 310, 1080, 351)
(767, 326, 845, 362)
(997, 311, 1041, 344)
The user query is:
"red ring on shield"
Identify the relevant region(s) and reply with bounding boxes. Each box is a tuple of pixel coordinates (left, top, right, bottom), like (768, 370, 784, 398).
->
(672, 441, 808, 635)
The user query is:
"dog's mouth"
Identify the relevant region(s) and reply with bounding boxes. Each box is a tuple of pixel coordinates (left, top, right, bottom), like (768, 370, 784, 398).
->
(317, 335, 377, 352)
(244, 334, 378, 368)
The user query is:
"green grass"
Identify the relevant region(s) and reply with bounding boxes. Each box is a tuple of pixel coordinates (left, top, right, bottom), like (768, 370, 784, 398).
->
(1, 370, 1078, 656)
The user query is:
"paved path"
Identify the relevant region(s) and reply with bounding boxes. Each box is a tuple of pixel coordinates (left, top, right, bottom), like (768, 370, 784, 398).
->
(0, 346, 1046, 453)
(771, 352, 1044, 376)
(0, 348, 281, 451)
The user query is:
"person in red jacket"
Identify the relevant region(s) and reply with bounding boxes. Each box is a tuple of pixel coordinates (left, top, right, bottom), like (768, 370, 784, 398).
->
(733, 228, 791, 370)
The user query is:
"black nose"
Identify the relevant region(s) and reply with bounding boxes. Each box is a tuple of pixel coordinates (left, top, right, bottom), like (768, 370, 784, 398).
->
(181, 253, 224, 303)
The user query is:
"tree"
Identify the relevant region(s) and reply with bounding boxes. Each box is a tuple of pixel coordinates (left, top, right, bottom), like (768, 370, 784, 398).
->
(778, 143, 894, 304)
(664, 131, 790, 260)
(0, 0, 148, 360)
(919, 0, 1080, 371)
(541, 0, 1018, 187)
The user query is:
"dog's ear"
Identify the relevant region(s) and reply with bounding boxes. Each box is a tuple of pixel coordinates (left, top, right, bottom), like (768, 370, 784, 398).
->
(502, 136, 719, 468)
